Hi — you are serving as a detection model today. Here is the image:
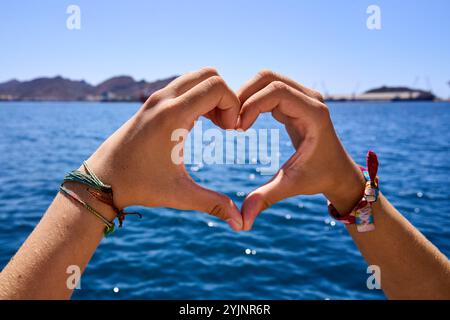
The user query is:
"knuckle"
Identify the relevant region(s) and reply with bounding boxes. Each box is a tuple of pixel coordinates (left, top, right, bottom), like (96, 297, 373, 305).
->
(269, 80, 289, 93)
(209, 195, 232, 220)
(210, 206, 227, 221)
(316, 102, 330, 119)
(204, 75, 226, 90)
(142, 88, 168, 109)
(209, 204, 221, 219)
(313, 91, 325, 103)
(257, 69, 276, 80)
(198, 66, 219, 77)
(148, 89, 165, 102)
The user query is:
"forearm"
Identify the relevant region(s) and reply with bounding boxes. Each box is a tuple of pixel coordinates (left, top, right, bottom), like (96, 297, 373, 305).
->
(346, 194, 450, 299)
(237, 71, 450, 299)
(0, 182, 115, 299)
(322, 142, 450, 299)
(0, 68, 246, 299)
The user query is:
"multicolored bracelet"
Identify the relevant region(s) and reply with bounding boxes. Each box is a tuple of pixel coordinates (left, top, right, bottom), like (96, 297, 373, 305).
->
(328, 151, 379, 233)
(61, 161, 142, 236)
(59, 185, 116, 236)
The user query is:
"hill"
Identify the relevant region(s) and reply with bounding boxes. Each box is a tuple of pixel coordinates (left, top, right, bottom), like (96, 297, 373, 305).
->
(0, 75, 178, 101)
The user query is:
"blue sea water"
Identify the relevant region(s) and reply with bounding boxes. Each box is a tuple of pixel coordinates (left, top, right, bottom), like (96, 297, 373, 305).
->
(0, 101, 449, 300)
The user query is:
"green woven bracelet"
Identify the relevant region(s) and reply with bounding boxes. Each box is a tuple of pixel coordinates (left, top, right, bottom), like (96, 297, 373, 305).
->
(62, 161, 142, 236)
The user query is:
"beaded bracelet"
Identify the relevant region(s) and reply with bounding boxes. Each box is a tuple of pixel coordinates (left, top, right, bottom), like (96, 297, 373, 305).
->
(328, 151, 379, 232)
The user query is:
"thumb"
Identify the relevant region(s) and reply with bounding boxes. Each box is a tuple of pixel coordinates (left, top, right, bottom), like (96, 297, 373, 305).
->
(178, 179, 243, 231)
(241, 170, 291, 231)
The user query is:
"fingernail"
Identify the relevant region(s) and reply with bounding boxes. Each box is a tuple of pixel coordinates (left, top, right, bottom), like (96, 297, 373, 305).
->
(227, 218, 243, 232)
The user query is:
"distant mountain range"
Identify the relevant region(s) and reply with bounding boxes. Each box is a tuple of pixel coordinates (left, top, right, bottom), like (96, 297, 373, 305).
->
(0, 75, 178, 102)
(0, 76, 441, 103)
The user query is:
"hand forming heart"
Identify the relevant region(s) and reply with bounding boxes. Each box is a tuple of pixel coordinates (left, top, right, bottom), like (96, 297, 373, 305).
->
(86, 67, 365, 232)
(236, 70, 365, 230)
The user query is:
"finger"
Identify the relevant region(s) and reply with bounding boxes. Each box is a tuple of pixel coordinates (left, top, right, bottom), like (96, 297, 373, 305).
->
(238, 81, 322, 130)
(241, 169, 294, 231)
(165, 67, 219, 97)
(237, 70, 324, 104)
(176, 178, 243, 231)
(174, 76, 240, 129)
(203, 108, 223, 128)
(271, 107, 292, 125)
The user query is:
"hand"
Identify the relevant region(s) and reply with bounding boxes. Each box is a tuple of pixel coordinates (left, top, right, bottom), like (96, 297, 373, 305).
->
(237, 70, 366, 230)
(85, 67, 243, 231)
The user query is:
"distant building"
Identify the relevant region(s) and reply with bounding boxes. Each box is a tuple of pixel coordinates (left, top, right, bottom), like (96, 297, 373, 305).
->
(327, 86, 436, 102)
(0, 94, 13, 101)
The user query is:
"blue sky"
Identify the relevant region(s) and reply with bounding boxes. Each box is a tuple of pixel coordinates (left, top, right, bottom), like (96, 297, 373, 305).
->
(1, 0, 449, 97)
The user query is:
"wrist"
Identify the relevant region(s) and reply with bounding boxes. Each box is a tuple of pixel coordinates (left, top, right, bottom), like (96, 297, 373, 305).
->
(85, 149, 133, 210)
(70, 159, 143, 230)
(324, 160, 366, 215)
(84, 114, 144, 210)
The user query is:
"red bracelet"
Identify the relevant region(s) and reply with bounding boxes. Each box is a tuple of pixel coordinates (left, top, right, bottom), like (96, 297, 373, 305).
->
(328, 151, 379, 232)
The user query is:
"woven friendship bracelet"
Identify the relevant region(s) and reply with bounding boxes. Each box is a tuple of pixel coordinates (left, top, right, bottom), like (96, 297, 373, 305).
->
(63, 161, 112, 194)
(61, 161, 142, 236)
(59, 185, 115, 236)
(328, 151, 380, 233)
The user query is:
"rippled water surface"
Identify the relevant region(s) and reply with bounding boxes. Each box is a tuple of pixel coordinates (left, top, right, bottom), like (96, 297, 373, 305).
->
(0, 101, 449, 299)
